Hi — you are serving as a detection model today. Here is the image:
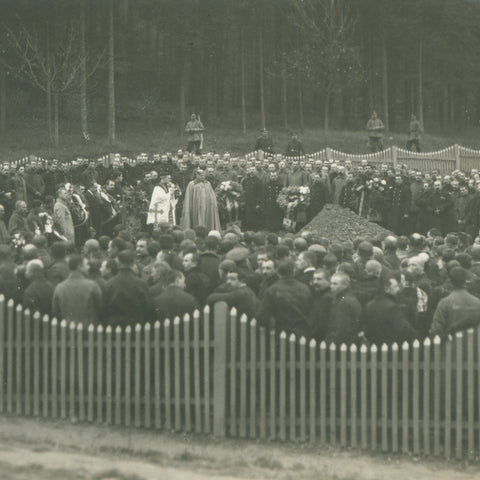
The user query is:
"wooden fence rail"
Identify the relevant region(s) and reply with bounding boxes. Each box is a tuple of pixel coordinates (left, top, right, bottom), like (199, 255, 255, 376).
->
(1, 295, 479, 460)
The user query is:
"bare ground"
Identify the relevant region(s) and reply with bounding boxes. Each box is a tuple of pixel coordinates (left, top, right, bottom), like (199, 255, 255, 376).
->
(0, 416, 479, 480)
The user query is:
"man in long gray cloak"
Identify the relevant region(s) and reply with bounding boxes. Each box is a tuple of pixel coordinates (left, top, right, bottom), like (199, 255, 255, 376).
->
(180, 169, 221, 231)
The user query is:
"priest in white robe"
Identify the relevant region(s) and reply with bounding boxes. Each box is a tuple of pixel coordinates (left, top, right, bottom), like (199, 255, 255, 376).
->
(147, 175, 176, 226)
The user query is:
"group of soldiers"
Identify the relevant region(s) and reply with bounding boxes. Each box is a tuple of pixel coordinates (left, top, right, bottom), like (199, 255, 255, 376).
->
(1, 151, 480, 249)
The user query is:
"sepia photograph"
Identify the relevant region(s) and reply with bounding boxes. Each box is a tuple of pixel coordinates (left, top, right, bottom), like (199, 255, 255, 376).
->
(0, 0, 480, 478)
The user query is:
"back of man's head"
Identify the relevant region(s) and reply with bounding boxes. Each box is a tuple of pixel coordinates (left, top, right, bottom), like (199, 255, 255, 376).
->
(159, 234, 175, 251)
(68, 254, 85, 272)
(445, 233, 459, 249)
(266, 233, 278, 246)
(51, 241, 67, 260)
(358, 241, 373, 259)
(294, 237, 308, 253)
(449, 266, 467, 289)
(446, 259, 461, 274)
(470, 245, 480, 261)
(165, 269, 184, 287)
(300, 250, 317, 268)
(275, 244, 290, 261)
(98, 235, 111, 251)
(342, 240, 354, 257)
(111, 237, 128, 253)
(117, 249, 136, 268)
(204, 235, 219, 252)
(277, 258, 295, 278)
(147, 240, 161, 258)
(32, 235, 48, 249)
(456, 253, 472, 270)
(22, 244, 38, 261)
(252, 232, 266, 247)
(194, 225, 208, 239)
(88, 258, 102, 274)
(330, 242, 344, 261)
(397, 236, 409, 251)
(409, 233, 425, 249)
(84, 238, 100, 254)
(26, 258, 44, 279)
(441, 247, 456, 263)
(383, 235, 397, 252)
(0, 245, 11, 262)
(365, 259, 382, 278)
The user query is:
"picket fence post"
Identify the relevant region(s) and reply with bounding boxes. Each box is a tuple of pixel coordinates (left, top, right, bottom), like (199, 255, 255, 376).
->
(454, 144, 461, 170)
(213, 301, 228, 437)
(392, 145, 398, 169)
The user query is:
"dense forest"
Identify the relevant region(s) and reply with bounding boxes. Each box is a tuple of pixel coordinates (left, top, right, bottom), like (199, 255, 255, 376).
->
(1, 0, 480, 147)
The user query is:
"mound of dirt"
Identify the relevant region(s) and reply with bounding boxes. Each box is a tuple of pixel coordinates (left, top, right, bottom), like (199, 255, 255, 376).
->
(301, 204, 393, 242)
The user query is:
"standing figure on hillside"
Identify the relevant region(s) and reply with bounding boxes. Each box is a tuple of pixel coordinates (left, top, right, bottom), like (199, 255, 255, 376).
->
(185, 113, 205, 155)
(180, 169, 221, 231)
(366, 111, 385, 153)
(285, 132, 305, 157)
(406, 114, 423, 152)
(254, 129, 274, 156)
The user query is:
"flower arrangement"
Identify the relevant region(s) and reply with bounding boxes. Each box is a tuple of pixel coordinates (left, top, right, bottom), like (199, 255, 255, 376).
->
(11, 232, 26, 249)
(276, 186, 311, 211)
(215, 181, 244, 225)
(277, 186, 311, 232)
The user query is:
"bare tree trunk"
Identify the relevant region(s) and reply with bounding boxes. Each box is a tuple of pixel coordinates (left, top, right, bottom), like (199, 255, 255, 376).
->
(297, 75, 304, 133)
(53, 92, 59, 147)
(47, 84, 52, 143)
(324, 91, 330, 132)
(80, 0, 88, 138)
(46, 22, 53, 142)
(418, 34, 424, 128)
(259, 29, 266, 130)
(442, 84, 449, 131)
(240, 28, 247, 134)
(0, 63, 6, 136)
(108, 0, 116, 144)
(179, 51, 190, 135)
(281, 56, 288, 130)
(381, 21, 389, 131)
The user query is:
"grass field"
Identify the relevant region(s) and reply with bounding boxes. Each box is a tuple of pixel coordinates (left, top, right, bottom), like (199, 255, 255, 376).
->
(1, 117, 480, 162)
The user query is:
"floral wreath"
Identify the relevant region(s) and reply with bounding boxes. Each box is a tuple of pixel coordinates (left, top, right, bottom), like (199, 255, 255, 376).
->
(277, 186, 311, 211)
(215, 181, 244, 221)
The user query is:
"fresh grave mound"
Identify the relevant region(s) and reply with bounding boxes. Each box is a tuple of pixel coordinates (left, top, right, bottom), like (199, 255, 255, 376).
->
(301, 204, 393, 242)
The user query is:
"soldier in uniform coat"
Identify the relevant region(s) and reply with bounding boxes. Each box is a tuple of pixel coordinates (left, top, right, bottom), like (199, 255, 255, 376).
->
(386, 175, 411, 235)
(427, 180, 455, 236)
(308, 173, 329, 221)
(263, 171, 283, 232)
(285, 133, 305, 157)
(241, 166, 264, 230)
(53, 187, 75, 244)
(254, 129, 274, 156)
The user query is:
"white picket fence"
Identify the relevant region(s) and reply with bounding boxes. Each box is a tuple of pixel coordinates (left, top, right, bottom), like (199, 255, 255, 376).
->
(1, 296, 480, 460)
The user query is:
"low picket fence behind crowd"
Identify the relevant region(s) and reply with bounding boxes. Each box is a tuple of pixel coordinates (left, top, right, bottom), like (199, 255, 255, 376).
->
(10, 144, 480, 175)
(1, 296, 480, 460)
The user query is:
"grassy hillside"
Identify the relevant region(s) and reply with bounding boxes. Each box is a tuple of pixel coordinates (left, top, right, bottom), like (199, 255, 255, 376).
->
(1, 120, 479, 162)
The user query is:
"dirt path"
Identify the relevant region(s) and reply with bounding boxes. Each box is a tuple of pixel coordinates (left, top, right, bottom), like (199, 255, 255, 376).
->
(0, 416, 479, 480)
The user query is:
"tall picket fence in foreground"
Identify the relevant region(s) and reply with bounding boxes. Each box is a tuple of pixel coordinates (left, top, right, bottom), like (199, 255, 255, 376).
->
(0, 295, 479, 460)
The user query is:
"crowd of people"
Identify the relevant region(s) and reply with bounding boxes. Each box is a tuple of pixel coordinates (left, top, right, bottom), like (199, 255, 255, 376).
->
(1, 146, 480, 346)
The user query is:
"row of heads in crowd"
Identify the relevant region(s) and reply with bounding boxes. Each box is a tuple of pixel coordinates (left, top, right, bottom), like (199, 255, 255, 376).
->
(5, 154, 480, 189)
